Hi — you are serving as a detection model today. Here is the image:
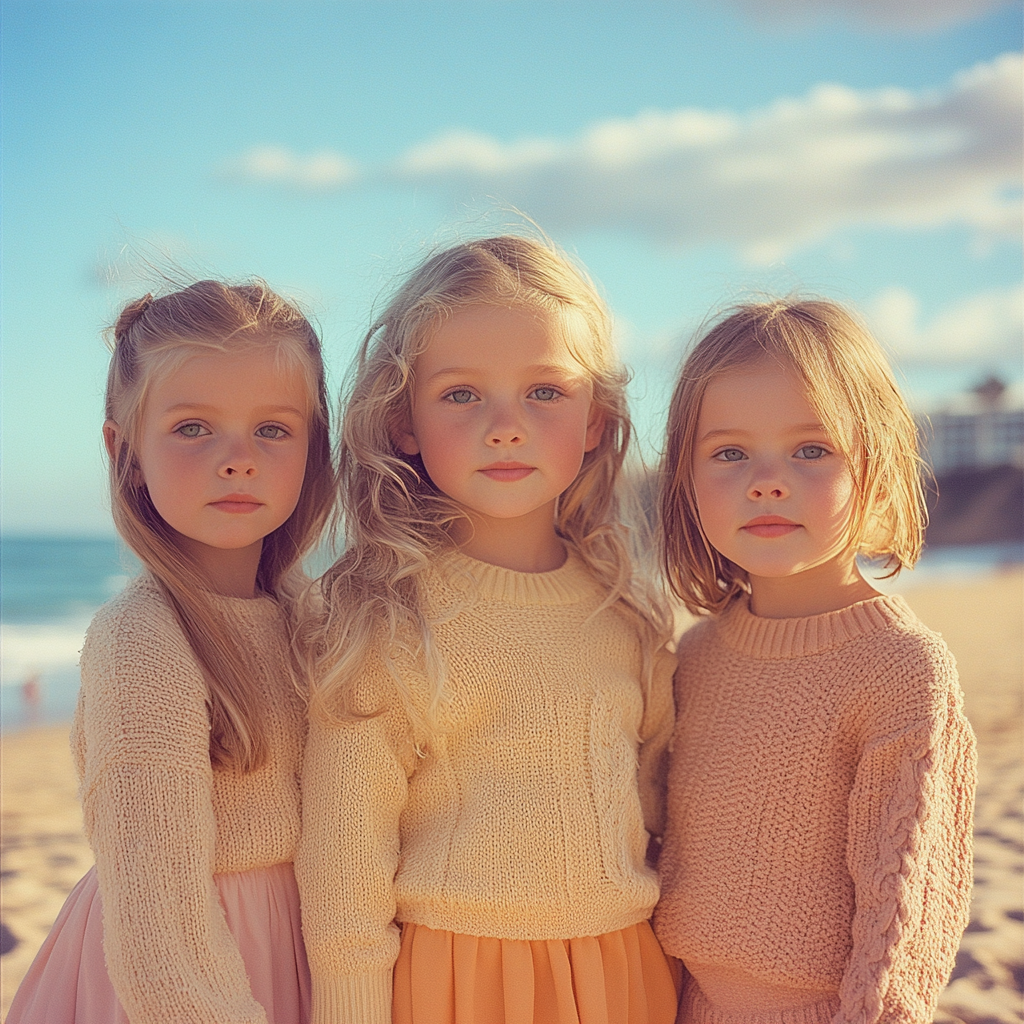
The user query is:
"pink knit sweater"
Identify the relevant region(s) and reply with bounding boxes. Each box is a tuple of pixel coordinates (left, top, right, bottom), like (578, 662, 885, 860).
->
(653, 594, 976, 1024)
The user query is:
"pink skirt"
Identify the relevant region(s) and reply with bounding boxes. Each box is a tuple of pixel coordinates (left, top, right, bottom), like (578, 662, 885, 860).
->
(7, 861, 310, 1024)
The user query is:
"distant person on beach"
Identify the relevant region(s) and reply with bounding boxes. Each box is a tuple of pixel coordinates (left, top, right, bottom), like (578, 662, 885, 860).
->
(297, 236, 680, 1024)
(8, 280, 335, 1024)
(653, 300, 977, 1022)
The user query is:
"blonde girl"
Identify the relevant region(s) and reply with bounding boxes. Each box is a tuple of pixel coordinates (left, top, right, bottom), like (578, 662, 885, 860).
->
(653, 300, 976, 1023)
(9, 280, 335, 1024)
(297, 236, 679, 1024)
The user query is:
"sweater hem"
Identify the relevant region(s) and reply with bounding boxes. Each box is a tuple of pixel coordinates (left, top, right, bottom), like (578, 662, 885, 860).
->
(311, 971, 392, 1024)
(397, 904, 656, 943)
(680, 977, 840, 1024)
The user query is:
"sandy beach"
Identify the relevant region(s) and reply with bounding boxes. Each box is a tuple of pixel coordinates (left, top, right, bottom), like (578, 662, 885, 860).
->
(2, 570, 1022, 1021)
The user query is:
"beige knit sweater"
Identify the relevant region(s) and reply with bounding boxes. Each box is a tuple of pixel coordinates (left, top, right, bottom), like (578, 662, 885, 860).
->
(71, 573, 306, 1024)
(653, 594, 976, 1024)
(297, 549, 675, 1024)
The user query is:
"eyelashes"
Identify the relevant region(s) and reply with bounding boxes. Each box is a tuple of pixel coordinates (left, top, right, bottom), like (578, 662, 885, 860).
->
(710, 444, 833, 462)
(173, 422, 291, 439)
(440, 385, 566, 404)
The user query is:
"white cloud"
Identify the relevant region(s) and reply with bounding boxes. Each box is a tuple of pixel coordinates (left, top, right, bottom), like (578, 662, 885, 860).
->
(222, 53, 1022, 261)
(866, 283, 1023, 362)
(729, 0, 1012, 30)
(222, 145, 358, 189)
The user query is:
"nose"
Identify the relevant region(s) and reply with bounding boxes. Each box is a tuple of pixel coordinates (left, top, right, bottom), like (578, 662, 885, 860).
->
(485, 402, 525, 447)
(218, 439, 258, 478)
(747, 463, 788, 500)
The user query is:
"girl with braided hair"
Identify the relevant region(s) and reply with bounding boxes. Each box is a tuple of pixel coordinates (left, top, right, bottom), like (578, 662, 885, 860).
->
(9, 279, 335, 1024)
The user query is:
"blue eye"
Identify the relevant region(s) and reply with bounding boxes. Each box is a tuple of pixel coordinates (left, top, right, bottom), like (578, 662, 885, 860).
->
(796, 445, 828, 460)
(715, 448, 746, 462)
(530, 386, 560, 401)
(447, 389, 476, 404)
(175, 423, 207, 438)
(256, 424, 287, 439)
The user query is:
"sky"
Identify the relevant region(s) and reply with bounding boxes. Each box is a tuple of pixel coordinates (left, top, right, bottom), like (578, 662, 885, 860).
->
(2, 0, 1021, 535)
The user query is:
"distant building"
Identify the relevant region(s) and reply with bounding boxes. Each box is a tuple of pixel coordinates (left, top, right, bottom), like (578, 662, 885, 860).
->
(917, 376, 1024, 475)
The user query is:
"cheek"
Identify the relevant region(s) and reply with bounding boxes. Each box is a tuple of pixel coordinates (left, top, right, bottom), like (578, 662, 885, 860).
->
(816, 467, 858, 530)
(691, 466, 735, 539)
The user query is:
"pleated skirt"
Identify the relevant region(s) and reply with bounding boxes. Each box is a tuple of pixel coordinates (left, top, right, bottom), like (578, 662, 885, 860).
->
(393, 920, 681, 1024)
(7, 861, 310, 1024)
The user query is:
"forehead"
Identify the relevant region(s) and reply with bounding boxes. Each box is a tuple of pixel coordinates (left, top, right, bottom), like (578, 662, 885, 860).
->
(417, 304, 586, 374)
(698, 358, 820, 429)
(144, 344, 311, 410)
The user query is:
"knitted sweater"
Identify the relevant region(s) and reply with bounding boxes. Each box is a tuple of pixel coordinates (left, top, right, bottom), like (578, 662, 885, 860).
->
(71, 573, 306, 1024)
(297, 550, 675, 1024)
(653, 594, 976, 1024)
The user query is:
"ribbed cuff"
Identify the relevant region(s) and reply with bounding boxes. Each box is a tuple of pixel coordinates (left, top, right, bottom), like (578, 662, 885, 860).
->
(311, 971, 392, 1024)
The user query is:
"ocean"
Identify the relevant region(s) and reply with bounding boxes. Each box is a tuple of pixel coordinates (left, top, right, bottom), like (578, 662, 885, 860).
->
(2, 534, 1022, 732)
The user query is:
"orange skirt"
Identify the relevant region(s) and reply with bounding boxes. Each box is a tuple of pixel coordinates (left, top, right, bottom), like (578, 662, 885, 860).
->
(393, 920, 681, 1024)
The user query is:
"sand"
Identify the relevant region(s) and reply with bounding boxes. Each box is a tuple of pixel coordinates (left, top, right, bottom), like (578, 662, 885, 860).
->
(2, 570, 1022, 1021)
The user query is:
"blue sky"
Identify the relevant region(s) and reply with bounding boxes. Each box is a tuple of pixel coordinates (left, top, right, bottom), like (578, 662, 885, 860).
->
(2, 0, 1021, 534)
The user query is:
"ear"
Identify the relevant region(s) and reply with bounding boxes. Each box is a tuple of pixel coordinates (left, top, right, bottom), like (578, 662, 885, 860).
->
(102, 419, 123, 461)
(583, 403, 606, 453)
(391, 414, 420, 456)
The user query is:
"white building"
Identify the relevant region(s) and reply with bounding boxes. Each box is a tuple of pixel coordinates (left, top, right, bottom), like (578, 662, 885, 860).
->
(916, 378, 1024, 475)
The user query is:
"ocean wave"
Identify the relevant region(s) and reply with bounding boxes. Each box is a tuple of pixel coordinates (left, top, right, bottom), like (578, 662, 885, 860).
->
(1, 620, 91, 684)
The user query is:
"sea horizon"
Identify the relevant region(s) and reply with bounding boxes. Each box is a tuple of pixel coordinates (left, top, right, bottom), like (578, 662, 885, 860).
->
(2, 533, 1022, 732)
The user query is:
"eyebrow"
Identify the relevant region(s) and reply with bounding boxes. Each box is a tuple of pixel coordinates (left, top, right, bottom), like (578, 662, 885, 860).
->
(424, 364, 586, 383)
(163, 403, 306, 417)
(698, 423, 828, 442)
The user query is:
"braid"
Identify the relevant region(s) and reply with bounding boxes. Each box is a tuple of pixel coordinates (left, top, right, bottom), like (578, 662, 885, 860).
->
(113, 293, 154, 342)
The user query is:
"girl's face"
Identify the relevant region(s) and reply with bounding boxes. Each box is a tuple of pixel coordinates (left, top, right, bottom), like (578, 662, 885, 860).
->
(691, 358, 858, 583)
(127, 345, 310, 568)
(398, 304, 604, 529)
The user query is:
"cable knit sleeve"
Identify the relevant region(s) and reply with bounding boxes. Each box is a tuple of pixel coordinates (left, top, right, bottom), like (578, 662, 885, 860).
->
(78, 585, 268, 1024)
(836, 650, 976, 1024)
(637, 642, 677, 842)
(297, 670, 416, 1024)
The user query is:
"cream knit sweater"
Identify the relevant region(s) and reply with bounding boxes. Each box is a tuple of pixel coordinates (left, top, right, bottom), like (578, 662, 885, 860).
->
(297, 550, 675, 1024)
(653, 594, 976, 1024)
(71, 573, 306, 1024)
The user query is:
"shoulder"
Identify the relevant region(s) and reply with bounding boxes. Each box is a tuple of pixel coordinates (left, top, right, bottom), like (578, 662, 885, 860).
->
(81, 574, 204, 698)
(86, 573, 185, 647)
(863, 598, 958, 693)
(850, 598, 962, 737)
(674, 612, 724, 660)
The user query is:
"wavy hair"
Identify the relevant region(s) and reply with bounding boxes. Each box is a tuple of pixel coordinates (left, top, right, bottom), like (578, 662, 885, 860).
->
(105, 279, 335, 771)
(660, 298, 927, 616)
(309, 235, 668, 732)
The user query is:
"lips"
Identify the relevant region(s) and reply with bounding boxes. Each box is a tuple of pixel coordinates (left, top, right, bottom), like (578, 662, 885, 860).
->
(742, 515, 800, 538)
(479, 462, 535, 482)
(209, 494, 264, 514)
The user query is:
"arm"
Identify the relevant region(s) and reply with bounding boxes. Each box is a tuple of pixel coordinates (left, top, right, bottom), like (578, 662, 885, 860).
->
(835, 656, 976, 1024)
(297, 691, 413, 1024)
(637, 642, 678, 846)
(79, 598, 268, 1024)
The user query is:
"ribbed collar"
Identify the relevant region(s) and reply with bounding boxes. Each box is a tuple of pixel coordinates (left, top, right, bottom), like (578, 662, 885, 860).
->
(718, 593, 917, 660)
(429, 547, 596, 607)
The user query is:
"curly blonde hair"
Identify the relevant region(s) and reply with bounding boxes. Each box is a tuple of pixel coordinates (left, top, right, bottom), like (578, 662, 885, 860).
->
(309, 235, 668, 732)
(660, 298, 927, 616)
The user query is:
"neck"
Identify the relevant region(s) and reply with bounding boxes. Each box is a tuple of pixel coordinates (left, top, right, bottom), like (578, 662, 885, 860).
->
(175, 534, 264, 598)
(747, 552, 880, 619)
(450, 501, 566, 573)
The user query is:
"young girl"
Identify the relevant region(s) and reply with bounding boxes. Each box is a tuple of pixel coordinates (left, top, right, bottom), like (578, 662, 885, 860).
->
(8, 280, 335, 1024)
(653, 300, 976, 1024)
(297, 235, 679, 1024)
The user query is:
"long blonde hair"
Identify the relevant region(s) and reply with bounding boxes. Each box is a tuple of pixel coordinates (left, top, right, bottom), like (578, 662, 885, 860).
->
(660, 298, 927, 616)
(105, 279, 335, 771)
(310, 235, 668, 730)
